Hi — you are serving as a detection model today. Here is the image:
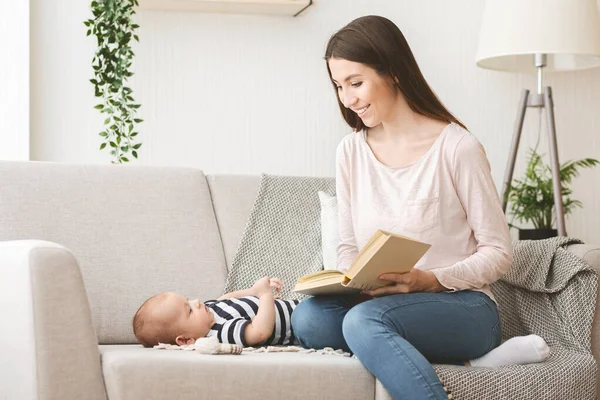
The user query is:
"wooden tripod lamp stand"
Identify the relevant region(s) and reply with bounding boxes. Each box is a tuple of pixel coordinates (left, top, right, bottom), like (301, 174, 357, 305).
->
(475, 0, 600, 236)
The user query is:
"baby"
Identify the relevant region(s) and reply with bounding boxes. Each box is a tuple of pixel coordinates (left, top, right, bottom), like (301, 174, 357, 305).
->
(134, 276, 550, 369)
(133, 277, 298, 348)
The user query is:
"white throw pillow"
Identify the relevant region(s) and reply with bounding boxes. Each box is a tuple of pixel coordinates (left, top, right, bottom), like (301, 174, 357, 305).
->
(318, 191, 339, 270)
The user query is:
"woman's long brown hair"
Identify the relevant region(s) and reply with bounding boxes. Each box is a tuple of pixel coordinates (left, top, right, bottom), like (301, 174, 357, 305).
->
(325, 15, 467, 132)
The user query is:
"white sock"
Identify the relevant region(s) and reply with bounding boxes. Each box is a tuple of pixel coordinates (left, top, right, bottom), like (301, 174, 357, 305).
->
(469, 334, 550, 368)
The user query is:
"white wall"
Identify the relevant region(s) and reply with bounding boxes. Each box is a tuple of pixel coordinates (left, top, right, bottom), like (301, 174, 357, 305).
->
(0, 0, 29, 161)
(30, 0, 600, 244)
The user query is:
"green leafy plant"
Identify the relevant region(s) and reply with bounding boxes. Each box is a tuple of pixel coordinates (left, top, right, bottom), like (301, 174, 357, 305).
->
(508, 149, 599, 230)
(85, 0, 143, 164)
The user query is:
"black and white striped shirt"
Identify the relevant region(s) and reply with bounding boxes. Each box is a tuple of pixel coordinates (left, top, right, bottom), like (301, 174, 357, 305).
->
(204, 296, 299, 347)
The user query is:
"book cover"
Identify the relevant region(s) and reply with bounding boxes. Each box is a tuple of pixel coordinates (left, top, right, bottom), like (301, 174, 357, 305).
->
(293, 230, 430, 296)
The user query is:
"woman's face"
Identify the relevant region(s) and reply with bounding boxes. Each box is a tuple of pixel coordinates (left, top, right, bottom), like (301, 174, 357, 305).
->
(328, 57, 399, 128)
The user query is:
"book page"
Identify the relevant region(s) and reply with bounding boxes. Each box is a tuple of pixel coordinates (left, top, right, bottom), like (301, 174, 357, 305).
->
(294, 279, 358, 296)
(296, 269, 343, 283)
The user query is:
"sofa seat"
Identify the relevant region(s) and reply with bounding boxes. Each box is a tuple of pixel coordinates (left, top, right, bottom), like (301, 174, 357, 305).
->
(100, 345, 375, 400)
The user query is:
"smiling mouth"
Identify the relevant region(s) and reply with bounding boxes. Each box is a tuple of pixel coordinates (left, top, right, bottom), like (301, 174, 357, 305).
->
(354, 105, 370, 115)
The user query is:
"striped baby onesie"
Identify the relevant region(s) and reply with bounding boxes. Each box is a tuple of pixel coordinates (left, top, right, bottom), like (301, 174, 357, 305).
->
(205, 296, 299, 347)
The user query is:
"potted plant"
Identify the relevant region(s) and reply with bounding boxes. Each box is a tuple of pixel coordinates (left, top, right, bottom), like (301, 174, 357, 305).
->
(507, 149, 599, 240)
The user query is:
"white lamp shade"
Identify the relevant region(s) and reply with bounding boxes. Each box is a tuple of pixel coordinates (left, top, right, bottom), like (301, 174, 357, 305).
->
(476, 0, 600, 72)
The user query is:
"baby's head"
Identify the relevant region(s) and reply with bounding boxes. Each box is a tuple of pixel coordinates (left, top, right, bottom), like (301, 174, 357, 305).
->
(132, 292, 215, 348)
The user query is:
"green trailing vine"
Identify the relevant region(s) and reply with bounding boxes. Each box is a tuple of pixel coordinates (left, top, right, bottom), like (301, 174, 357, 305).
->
(85, 0, 142, 164)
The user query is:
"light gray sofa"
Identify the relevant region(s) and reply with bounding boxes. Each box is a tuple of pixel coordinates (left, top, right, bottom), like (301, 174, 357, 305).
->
(1, 161, 599, 400)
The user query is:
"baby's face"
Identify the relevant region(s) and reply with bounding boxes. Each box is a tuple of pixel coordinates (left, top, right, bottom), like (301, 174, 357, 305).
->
(158, 292, 215, 342)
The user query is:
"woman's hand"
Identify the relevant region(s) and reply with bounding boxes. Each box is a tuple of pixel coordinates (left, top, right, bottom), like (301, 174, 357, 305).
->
(362, 270, 446, 297)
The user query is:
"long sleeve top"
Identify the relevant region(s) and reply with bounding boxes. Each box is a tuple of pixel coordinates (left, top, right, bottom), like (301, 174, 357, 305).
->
(335, 122, 513, 300)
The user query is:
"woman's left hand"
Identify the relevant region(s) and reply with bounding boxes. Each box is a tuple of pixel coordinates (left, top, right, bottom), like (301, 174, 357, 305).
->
(362, 269, 447, 297)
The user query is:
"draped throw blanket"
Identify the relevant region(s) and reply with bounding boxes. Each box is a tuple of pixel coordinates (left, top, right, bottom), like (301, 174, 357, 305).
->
(224, 174, 335, 301)
(434, 236, 597, 399)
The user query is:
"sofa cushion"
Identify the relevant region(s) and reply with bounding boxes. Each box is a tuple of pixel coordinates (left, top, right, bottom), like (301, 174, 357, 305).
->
(0, 161, 228, 344)
(100, 345, 375, 400)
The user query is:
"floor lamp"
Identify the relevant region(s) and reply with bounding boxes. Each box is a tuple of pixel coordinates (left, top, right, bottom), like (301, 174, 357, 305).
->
(475, 0, 600, 236)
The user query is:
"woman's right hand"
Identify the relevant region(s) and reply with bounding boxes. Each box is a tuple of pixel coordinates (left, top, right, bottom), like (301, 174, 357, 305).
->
(361, 269, 446, 297)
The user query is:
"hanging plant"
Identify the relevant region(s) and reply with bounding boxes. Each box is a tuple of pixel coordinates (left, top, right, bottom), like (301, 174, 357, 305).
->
(85, 0, 143, 164)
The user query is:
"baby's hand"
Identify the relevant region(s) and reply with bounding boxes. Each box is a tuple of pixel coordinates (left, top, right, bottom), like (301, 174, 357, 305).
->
(252, 277, 283, 297)
(269, 277, 282, 297)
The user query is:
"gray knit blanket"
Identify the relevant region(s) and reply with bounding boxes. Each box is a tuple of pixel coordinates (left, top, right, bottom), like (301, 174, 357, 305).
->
(433, 236, 598, 399)
(226, 175, 598, 399)
(223, 174, 336, 301)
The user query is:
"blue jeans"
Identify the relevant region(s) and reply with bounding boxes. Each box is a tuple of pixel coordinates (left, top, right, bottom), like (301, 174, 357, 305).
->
(291, 291, 501, 400)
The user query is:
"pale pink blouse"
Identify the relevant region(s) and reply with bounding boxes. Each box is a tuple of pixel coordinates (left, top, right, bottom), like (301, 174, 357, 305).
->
(336, 122, 513, 300)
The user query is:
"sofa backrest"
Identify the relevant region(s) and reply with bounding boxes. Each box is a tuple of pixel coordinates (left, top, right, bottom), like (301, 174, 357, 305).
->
(0, 161, 228, 344)
(205, 174, 261, 270)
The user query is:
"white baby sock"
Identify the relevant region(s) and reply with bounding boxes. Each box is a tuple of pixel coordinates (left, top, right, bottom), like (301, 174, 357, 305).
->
(469, 334, 550, 368)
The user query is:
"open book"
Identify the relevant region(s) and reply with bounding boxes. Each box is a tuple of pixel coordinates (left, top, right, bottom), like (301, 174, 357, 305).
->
(293, 229, 431, 296)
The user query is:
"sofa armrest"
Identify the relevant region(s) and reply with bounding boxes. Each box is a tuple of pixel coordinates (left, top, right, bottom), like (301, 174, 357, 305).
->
(0, 240, 106, 400)
(567, 243, 600, 272)
(567, 243, 600, 397)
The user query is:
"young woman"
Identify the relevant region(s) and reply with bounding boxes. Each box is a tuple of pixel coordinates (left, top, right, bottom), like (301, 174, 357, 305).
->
(291, 15, 549, 400)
